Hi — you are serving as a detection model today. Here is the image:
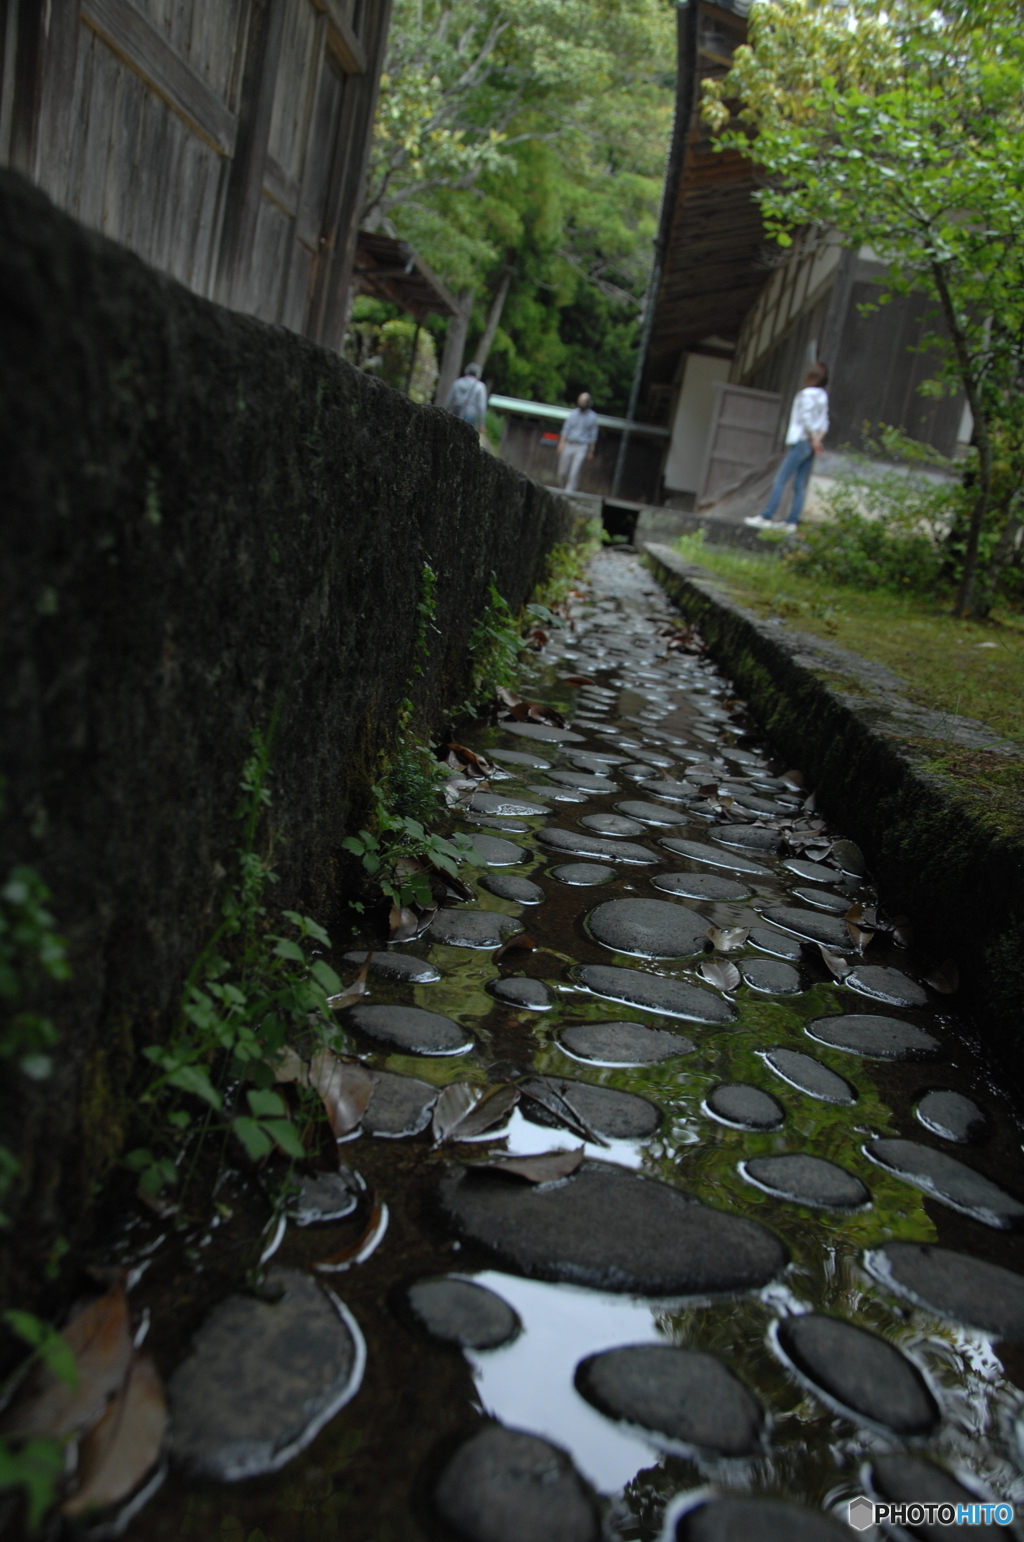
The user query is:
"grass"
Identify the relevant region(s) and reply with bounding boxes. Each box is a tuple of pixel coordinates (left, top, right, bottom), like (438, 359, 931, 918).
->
(673, 533, 1024, 748)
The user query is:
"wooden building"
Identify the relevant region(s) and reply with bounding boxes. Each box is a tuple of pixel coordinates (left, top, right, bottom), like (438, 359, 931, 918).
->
(0, 0, 392, 349)
(639, 0, 967, 509)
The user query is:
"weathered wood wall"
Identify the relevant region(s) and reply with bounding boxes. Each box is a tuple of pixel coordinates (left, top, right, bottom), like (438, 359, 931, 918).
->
(0, 0, 390, 347)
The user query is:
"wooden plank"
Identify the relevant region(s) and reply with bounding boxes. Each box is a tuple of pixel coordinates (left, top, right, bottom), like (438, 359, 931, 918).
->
(81, 0, 238, 156)
(102, 49, 146, 244)
(317, 0, 366, 73)
(75, 38, 121, 233)
(263, 150, 299, 215)
(268, 0, 319, 179)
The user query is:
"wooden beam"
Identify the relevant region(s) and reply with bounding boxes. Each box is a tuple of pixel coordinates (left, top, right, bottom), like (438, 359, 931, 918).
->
(81, 0, 238, 157)
(263, 151, 300, 218)
(317, 0, 367, 74)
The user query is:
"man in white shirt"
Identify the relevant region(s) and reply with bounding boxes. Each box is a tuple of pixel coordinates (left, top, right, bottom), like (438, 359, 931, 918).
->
(557, 392, 599, 491)
(745, 362, 829, 529)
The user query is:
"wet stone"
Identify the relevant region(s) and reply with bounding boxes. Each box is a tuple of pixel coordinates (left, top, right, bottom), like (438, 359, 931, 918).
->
(741, 958, 803, 995)
(776, 1313, 938, 1434)
(588, 897, 709, 959)
(470, 792, 550, 817)
(791, 886, 851, 914)
(168, 1269, 362, 1480)
(467, 833, 527, 866)
(579, 812, 645, 837)
(405, 1277, 520, 1350)
(489, 748, 552, 770)
(763, 906, 850, 948)
(807, 1013, 941, 1060)
(761, 1048, 857, 1105)
(530, 783, 587, 804)
(749, 927, 803, 960)
(707, 1083, 784, 1131)
(342, 950, 440, 984)
(744, 1153, 868, 1209)
(614, 800, 686, 826)
(289, 1170, 360, 1225)
(428, 910, 523, 949)
(348, 1004, 474, 1057)
(502, 720, 585, 744)
(636, 779, 697, 802)
(783, 857, 843, 884)
(434, 1425, 597, 1542)
(677, 1497, 848, 1540)
(550, 862, 617, 886)
(558, 1021, 695, 1066)
(916, 1089, 987, 1143)
(575, 1344, 763, 1455)
(661, 838, 771, 877)
(652, 871, 749, 902)
(468, 816, 530, 834)
(864, 1139, 1024, 1229)
(870, 1455, 1009, 1540)
(521, 1076, 661, 1139)
(711, 825, 781, 853)
(578, 963, 735, 1023)
(867, 1242, 1024, 1339)
(438, 1161, 788, 1294)
(488, 977, 552, 1011)
(539, 827, 654, 864)
(547, 770, 620, 794)
(845, 964, 930, 1007)
(363, 1070, 438, 1138)
(481, 873, 545, 905)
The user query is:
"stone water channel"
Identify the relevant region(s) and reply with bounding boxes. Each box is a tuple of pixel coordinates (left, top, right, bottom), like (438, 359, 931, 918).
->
(103, 550, 1024, 1540)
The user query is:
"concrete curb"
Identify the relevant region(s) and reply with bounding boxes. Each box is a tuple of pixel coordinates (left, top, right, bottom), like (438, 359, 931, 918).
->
(643, 542, 1024, 1078)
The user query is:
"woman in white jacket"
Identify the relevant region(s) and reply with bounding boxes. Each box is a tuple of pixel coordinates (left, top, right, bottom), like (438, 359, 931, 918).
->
(745, 361, 829, 529)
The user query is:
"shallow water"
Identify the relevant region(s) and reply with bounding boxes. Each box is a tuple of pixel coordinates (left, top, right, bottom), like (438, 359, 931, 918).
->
(98, 549, 1024, 1540)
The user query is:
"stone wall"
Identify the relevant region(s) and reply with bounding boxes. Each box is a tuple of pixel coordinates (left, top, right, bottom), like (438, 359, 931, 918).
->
(0, 169, 569, 1273)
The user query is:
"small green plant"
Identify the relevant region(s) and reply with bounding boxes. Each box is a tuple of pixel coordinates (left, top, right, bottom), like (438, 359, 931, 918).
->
(464, 577, 521, 708)
(413, 562, 439, 676)
(343, 811, 477, 910)
(531, 534, 599, 612)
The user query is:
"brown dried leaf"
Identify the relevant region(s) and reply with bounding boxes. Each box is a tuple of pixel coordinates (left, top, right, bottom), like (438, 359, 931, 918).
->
(3, 1282, 133, 1442)
(389, 904, 435, 944)
(432, 1082, 483, 1145)
(472, 1148, 585, 1184)
(520, 1079, 608, 1147)
(699, 959, 740, 991)
(326, 953, 372, 1011)
(63, 1353, 166, 1517)
(314, 1192, 387, 1272)
(706, 925, 749, 952)
(451, 1084, 520, 1141)
(447, 742, 496, 778)
(924, 958, 959, 995)
(492, 934, 537, 967)
(891, 915, 914, 948)
(818, 944, 853, 979)
(309, 1049, 375, 1140)
(781, 769, 805, 789)
(563, 675, 595, 687)
(272, 1046, 309, 1087)
(496, 686, 522, 709)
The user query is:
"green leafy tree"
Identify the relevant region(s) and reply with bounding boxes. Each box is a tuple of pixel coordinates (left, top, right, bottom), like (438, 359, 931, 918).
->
(703, 0, 1024, 615)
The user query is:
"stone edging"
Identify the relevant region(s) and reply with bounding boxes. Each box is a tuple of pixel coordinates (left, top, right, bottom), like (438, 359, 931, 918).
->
(643, 542, 1024, 1079)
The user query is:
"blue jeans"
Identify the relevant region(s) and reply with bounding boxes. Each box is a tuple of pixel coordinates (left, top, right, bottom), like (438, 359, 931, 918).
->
(760, 439, 815, 524)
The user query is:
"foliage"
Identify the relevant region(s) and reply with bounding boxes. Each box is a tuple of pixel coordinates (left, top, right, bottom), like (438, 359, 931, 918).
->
(702, 0, 1024, 615)
(464, 577, 521, 707)
(343, 299, 439, 403)
(530, 531, 600, 612)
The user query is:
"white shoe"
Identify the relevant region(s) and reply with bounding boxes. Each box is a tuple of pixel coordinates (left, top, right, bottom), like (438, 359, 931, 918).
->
(744, 515, 770, 529)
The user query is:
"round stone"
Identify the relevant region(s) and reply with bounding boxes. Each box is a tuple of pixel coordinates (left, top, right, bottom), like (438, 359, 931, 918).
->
(438, 1161, 788, 1294)
(405, 1277, 520, 1349)
(579, 813, 645, 837)
(289, 1170, 360, 1225)
(550, 862, 617, 886)
(727, 790, 788, 816)
(844, 965, 930, 1008)
(865, 1242, 1024, 1339)
(677, 1497, 848, 1540)
(530, 783, 587, 804)
(488, 977, 552, 1011)
(614, 800, 686, 826)
(706, 1083, 784, 1131)
(749, 927, 803, 960)
(651, 871, 749, 902)
(783, 858, 842, 884)
(660, 838, 770, 877)
(587, 897, 709, 960)
(776, 1313, 938, 1434)
(428, 910, 524, 949)
(467, 834, 527, 866)
(915, 1089, 987, 1143)
(481, 874, 545, 905)
(521, 1075, 661, 1139)
(557, 1021, 695, 1066)
(741, 958, 803, 994)
(575, 1344, 763, 1455)
(762, 905, 850, 949)
(760, 1048, 857, 1105)
(636, 779, 697, 802)
(489, 749, 552, 770)
(363, 1070, 438, 1137)
(578, 963, 735, 1022)
(470, 792, 550, 817)
(167, 1270, 363, 1480)
(864, 1139, 1024, 1229)
(806, 1013, 941, 1060)
(348, 1004, 474, 1057)
(547, 770, 619, 794)
(870, 1455, 1004, 1537)
(791, 886, 850, 914)
(711, 826, 780, 853)
(342, 950, 440, 984)
(503, 721, 585, 744)
(743, 1153, 869, 1209)
(539, 828, 654, 864)
(468, 816, 530, 834)
(434, 1425, 596, 1542)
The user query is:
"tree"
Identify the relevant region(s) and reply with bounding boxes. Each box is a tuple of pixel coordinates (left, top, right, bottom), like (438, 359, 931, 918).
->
(703, 0, 1024, 615)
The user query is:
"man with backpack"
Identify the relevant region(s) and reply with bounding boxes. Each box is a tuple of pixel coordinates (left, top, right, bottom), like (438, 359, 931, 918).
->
(446, 362, 488, 436)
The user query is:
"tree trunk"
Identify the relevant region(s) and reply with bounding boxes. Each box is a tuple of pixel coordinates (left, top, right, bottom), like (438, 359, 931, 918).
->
(472, 267, 513, 371)
(434, 289, 473, 407)
(976, 499, 1023, 616)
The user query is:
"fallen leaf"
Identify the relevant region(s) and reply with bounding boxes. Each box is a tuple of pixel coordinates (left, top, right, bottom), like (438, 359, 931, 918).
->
(273, 1046, 309, 1086)
(326, 954, 372, 1011)
(562, 676, 595, 687)
(3, 1283, 133, 1442)
(431, 1083, 483, 1145)
(924, 958, 959, 995)
(314, 1193, 388, 1272)
(891, 916, 914, 948)
(847, 924, 875, 953)
(447, 743, 496, 778)
(496, 686, 522, 709)
(492, 934, 537, 966)
(309, 1049, 375, 1139)
(781, 769, 805, 789)
(818, 944, 853, 979)
(699, 959, 740, 991)
(389, 904, 435, 944)
(451, 1084, 520, 1141)
(831, 838, 866, 876)
(706, 925, 749, 952)
(520, 1079, 608, 1147)
(63, 1353, 166, 1517)
(471, 1148, 585, 1183)
(433, 1083, 518, 1145)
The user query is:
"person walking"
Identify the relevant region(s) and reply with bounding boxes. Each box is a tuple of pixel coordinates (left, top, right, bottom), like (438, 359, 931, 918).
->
(557, 391, 599, 492)
(446, 361, 488, 437)
(745, 362, 829, 529)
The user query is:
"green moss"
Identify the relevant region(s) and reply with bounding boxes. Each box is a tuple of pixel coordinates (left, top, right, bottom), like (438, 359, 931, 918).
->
(78, 1011, 134, 1184)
